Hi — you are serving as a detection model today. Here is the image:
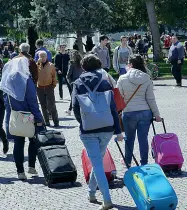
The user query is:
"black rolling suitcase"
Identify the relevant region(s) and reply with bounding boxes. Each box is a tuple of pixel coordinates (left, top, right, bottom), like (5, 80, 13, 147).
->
(36, 130, 65, 148)
(38, 145, 77, 187)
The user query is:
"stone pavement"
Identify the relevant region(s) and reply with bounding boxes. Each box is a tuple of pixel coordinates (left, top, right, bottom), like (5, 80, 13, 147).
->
(0, 79, 187, 210)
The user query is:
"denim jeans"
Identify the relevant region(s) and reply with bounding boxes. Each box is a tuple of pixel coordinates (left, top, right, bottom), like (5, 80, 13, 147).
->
(122, 110, 153, 165)
(119, 68, 127, 75)
(80, 132, 113, 203)
(13, 137, 38, 173)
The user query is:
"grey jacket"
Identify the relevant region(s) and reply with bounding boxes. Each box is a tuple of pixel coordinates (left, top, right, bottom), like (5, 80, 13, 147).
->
(92, 45, 110, 69)
(117, 68, 160, 117)
(113, 45, 133, 72)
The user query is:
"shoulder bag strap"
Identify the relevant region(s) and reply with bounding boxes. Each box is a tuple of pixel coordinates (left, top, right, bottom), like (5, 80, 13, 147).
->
(8, 95, 12, 110)
(126, 84, 142, 106)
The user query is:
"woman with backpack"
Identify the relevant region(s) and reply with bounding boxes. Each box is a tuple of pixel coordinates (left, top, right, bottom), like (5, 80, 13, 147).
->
(117, 55, 161, 167)
(72, 54, 123, 210)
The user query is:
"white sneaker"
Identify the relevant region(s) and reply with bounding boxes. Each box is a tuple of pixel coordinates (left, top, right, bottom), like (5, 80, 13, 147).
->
(18, 173, 27, 180)
(64, 110, 71, 116)
(88, 195, 97, 203)
(98, 201, 113, 210)
(28, 167, 38, 175)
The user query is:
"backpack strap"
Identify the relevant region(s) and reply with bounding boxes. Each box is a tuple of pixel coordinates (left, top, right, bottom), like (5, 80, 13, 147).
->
(80, 77, 103, 93)
(93, 78, 103, 92)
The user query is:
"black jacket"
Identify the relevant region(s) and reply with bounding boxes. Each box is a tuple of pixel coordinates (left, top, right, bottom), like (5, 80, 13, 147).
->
(72, 71, 121, 135)
(54, 52, 70, 76)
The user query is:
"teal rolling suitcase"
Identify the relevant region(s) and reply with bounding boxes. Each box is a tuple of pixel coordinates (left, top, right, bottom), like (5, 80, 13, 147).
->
(115, 139, 178, 210)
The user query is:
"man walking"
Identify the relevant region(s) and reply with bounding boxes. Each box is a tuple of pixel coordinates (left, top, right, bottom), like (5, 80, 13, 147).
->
(37, 51, 59, 127)
(168, 36, 184, 86)
(54, 44, 70, 100)
(113, 36, 133, 75)
(34, 39, 52, 62)
(92, 35, 110, 72)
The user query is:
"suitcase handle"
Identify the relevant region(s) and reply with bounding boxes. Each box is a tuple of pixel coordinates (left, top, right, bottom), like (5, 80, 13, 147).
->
(115, 138, 139, 168)
(151, 118, 167, 135)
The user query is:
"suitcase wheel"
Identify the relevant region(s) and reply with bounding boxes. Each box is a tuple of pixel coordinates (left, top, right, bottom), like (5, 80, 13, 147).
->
(169, 203, 175, 209)
(150, 207, 155, 210)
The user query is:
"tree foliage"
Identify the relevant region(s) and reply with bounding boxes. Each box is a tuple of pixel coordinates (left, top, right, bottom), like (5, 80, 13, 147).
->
(31, 0, 112, 34)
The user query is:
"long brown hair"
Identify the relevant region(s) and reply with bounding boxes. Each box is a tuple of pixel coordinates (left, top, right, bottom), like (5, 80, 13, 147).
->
(70, 50, 82, 68)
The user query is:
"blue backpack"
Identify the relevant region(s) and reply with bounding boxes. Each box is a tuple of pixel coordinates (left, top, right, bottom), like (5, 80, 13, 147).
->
(76, 78, 114, 131)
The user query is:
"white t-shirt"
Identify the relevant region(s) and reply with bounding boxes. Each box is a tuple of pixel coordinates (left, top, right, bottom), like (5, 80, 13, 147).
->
(118, 47, 130, 68)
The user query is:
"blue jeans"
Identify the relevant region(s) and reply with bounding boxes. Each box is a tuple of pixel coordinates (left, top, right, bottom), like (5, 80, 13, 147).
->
(119, 68, 127, 75)
(122, 110, 153, 165)
(80, 132, 113, 202)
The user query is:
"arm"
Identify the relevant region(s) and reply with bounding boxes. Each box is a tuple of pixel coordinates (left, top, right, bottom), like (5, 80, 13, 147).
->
(51, 65, 57, 87)
(34, 52, 39, 62)
(29, 59, 38, 84)
(54, 54, 60, 72)
(72, 83, 81, 123)
(66, 63, 73, 84)
(113, 48, 119, 73)
(48, 51, 52, 62)
(177, 44, 184, 60)
(25, 78, 43, 123)
(110, 93, 121, 135)
(146, 82, 160, 117)
(107, 48, 111, 69)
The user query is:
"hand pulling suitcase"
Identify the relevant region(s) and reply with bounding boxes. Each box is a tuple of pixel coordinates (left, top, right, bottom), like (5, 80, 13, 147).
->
(151, 118, 184, 172)
(36, 130, 65, 148)
(38, 145, 77, 187)
(115, 138, 178, 210)
(82, 148, 116, 183)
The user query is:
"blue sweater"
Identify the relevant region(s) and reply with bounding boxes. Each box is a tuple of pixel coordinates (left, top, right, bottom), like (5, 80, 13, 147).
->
(4, 77, 43, 138)
(34, 47, 52, 62)
(72, 71, 121, 135)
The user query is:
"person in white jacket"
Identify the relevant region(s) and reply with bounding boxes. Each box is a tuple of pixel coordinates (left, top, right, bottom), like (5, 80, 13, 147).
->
(113, 36, 133, 75)
(117, 55, 161, 166)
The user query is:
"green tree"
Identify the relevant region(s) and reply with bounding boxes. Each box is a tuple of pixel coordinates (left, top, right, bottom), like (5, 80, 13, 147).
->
(31, 0, 112, 54)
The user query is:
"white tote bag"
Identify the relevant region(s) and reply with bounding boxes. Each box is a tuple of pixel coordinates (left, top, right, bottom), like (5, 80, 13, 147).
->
(8, 96, 35, 138)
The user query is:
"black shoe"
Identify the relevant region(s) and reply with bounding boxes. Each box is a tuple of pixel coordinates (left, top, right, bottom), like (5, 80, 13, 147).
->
(54, 123, 59, 128)
(3, 141, 9, 154)
(45, 122, 50, 127)
(176, 83, 182, 87)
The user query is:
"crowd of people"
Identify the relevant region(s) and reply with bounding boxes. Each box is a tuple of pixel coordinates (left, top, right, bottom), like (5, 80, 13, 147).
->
(0, 33, 183, 209)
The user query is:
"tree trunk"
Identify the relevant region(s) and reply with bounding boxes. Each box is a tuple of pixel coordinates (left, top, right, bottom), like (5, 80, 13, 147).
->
(145, 0, 162, 61)
(76, 31, 84, 55)
(28, 27, 38, 58)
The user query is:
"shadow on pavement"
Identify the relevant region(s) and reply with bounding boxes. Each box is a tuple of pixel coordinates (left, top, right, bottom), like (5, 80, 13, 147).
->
(0, 177, 18, 184)
(0, 154, 28, 163)
(58, 117, 75, 121)
(55, 125, 78, 129)
(154, 84, 187, 88)
(113, 204, 137, 210)
(49, 181, 82, 189)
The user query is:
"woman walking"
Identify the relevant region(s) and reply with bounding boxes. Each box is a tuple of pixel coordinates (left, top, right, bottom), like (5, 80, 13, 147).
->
(117, 55, 161, 167)
(72, 54, 123, 210)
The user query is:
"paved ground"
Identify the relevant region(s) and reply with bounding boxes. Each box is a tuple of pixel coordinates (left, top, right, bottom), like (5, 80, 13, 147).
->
(1, 79, 187, 210)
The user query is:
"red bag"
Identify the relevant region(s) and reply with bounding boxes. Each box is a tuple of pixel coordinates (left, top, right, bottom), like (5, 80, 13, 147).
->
(82, 148, 116, 183)
(112, 88, 126, 112)
(107, 76, 126, 112)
